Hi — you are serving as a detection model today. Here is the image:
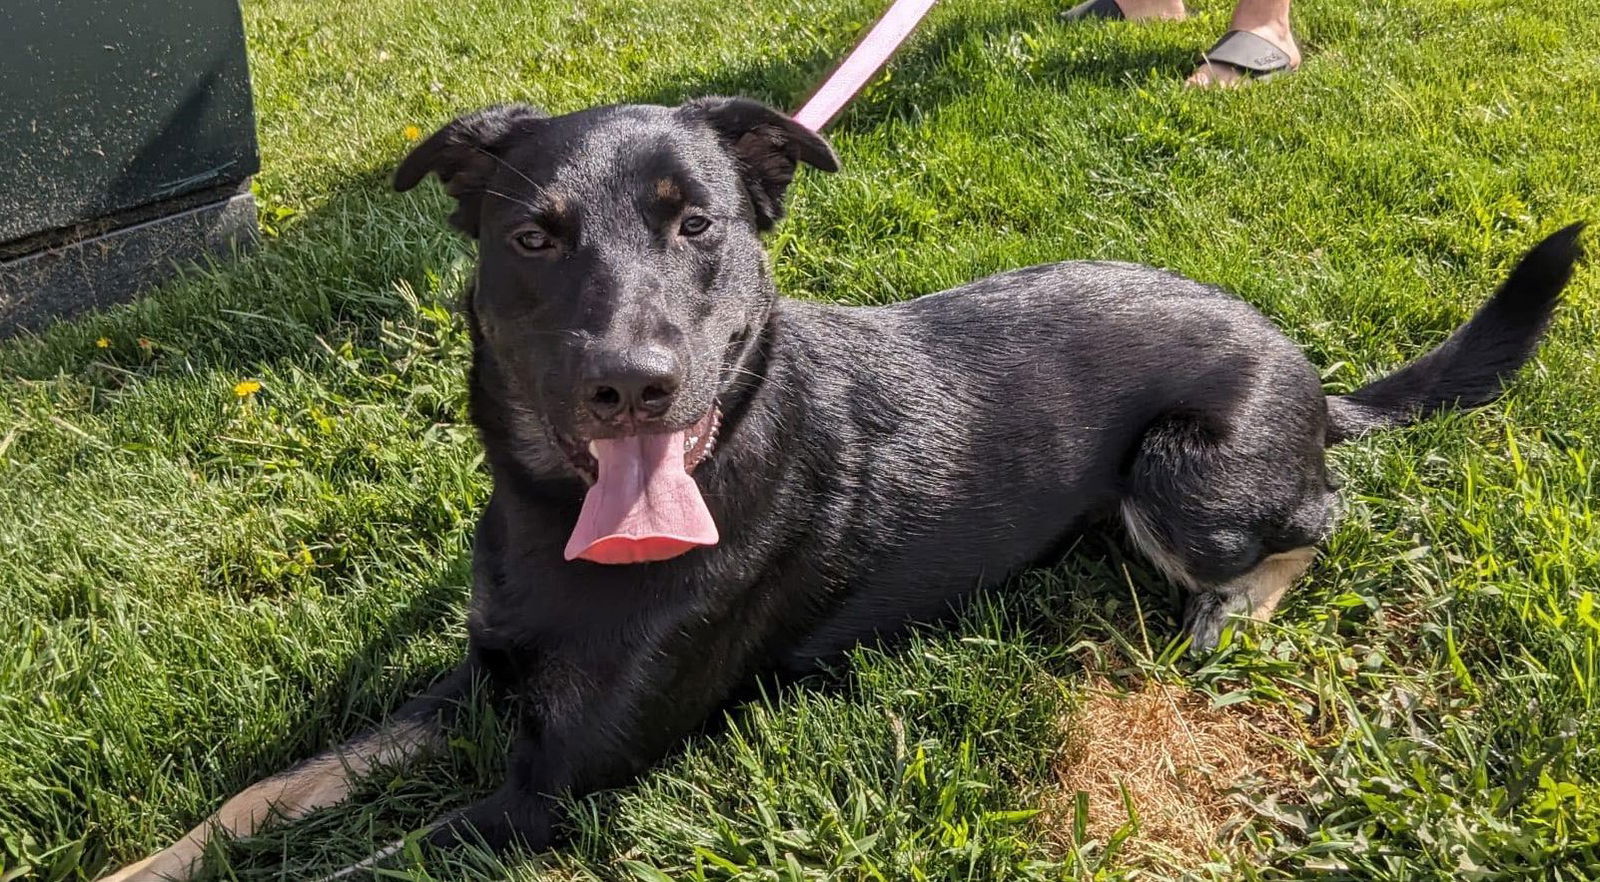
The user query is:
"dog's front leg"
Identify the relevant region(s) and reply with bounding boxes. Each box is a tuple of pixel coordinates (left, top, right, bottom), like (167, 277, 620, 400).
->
(421, 653, 703, 857)
(95, 663, 475, 882)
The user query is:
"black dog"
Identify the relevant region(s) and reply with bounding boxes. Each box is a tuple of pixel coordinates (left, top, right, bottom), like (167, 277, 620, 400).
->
(97, 98, 1581, 881)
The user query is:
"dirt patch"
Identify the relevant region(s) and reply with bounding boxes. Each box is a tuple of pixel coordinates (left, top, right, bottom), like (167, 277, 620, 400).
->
(1042, 677, 1311, 868)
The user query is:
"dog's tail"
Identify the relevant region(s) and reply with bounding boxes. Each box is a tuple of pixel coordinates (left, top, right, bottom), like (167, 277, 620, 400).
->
(1325, 223, 1584, 445)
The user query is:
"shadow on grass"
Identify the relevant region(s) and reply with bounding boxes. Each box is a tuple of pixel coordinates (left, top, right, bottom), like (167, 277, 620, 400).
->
(156, 524, 1187, 882)
(1034, 42, 1198, 88)
(192, 538, 1185, 881)
(528, 534, 1187, 876)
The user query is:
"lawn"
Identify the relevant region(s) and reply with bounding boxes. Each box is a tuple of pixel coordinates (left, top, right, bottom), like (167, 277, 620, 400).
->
(3, 0, 1599, 878)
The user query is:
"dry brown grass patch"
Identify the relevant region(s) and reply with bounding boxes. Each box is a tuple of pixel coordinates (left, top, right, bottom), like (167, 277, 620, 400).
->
(1042, 677, 1310, 868)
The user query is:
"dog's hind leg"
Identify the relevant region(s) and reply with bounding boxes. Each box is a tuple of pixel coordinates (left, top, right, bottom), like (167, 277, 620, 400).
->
(1121, 402, 1336, 652)
(95, 663, 473, 882)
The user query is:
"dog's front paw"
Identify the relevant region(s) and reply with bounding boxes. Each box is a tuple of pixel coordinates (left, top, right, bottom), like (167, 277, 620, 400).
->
(425, 790, 554, 855)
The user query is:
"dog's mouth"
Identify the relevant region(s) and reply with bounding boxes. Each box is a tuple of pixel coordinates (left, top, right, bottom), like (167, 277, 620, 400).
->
(555, 406, 722, 485)
(544, 323, 754, 567)
(557, 406, 724, 565)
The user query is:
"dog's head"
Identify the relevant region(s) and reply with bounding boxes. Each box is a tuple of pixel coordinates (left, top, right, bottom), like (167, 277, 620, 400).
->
(395, 98, 837, 481)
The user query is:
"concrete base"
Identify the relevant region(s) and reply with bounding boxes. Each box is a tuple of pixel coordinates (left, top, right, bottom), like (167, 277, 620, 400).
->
(0, 185, 257, 338)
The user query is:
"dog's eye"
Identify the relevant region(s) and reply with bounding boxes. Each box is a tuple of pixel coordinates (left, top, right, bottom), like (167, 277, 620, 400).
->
(510, 228, 553, 254)
(679, 215, 712, 237)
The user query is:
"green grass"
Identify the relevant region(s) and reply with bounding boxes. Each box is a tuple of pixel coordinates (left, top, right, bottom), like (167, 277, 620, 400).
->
(3, 0, 1600, 878)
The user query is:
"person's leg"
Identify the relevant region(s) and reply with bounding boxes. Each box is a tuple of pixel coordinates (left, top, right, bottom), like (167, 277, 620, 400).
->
(1187, 0, 1300, 87)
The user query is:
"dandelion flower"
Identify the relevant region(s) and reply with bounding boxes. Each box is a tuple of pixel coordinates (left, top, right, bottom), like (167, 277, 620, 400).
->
(95, 337, 110, 348)
(233, 379, 262, 398)
(403, 125, 422, 141)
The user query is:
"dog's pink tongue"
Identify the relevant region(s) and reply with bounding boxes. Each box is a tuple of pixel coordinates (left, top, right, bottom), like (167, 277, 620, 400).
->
(564, 432, 718, 565)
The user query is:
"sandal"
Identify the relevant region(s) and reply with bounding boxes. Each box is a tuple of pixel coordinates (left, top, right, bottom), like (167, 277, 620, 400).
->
(1195, 30, 1297, 81)
(1061, 0, 1125, 21)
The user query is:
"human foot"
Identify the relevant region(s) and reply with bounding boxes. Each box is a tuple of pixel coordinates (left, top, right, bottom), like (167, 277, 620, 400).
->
(1115, 0, 1187, 20)
(1188, 1, 1300, 87)
(1062, 0, 1186, 22)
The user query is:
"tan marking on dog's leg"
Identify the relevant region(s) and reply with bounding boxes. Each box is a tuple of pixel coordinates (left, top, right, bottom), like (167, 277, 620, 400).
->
(1230, 546, 1316, 622)
(95, 720, 436, 882)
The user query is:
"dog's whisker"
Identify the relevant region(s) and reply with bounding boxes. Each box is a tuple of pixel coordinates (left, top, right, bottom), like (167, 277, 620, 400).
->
(470, 142, 542, 192)
(482, 188, 543, 213)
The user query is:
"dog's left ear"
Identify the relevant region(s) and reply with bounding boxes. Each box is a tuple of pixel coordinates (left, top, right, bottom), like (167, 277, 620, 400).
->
(393, 104, 548, 237)
(684, 97, 839, 230)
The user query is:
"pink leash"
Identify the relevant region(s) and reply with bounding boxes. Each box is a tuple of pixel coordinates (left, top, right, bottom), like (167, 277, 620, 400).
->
(791, 0, 938, 132)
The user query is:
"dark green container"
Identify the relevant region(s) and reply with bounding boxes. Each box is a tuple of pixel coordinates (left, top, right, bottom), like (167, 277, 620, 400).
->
(0, 0, 261, 335)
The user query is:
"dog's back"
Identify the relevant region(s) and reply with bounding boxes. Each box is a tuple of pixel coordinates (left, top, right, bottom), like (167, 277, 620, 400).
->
(755, 258, 1326, 659)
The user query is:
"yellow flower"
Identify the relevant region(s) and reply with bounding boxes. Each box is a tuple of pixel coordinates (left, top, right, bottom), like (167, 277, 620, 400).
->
(233, 379, 263, 398)
(95, 337, 110, 348)
(403, 125, 422, 141)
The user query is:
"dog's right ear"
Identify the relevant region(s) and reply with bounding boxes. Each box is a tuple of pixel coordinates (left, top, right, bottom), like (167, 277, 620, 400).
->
(393, 104, 547, 237)
(684, 97, 839, 230)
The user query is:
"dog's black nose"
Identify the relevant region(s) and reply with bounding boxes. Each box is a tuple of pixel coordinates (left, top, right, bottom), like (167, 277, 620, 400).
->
(584, 346, 681, 423)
